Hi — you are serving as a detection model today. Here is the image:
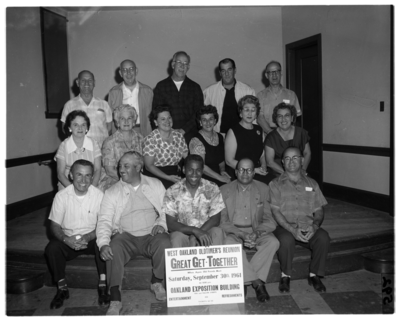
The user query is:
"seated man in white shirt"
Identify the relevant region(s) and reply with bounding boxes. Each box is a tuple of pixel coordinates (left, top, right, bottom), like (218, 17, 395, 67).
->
(45, 159, 109, 310)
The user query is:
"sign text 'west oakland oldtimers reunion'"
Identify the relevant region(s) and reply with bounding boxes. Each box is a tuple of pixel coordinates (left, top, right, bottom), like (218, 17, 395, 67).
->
(165, 244, 244, 307)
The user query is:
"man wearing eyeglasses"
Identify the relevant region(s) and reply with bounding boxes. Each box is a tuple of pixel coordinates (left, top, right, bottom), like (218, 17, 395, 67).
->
(257, 61, 302, 135)
(203, 58, 255, 134)
(269, 147, 330, 294)
(219, 158, 279, 302)
(152, 51, 204, 143)
(108, 59, 154, 137)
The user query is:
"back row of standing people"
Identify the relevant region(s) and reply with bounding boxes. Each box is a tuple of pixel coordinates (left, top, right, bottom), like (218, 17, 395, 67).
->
(60, 52, 301, 147)
(57, 52, 305, 191)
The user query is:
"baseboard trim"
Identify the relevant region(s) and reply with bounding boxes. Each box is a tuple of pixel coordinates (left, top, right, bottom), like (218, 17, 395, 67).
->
(7, 191, 56, 221)
(323, 183, 393, 215)
(323, 144, 390, 157)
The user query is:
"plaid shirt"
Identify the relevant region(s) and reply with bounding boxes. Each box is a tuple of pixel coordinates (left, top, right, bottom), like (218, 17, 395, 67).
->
(269, 172, 327, 226)
(152, 76, 203, 135)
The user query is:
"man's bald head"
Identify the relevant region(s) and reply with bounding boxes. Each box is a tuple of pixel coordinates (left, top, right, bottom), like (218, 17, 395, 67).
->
(120, 59, 137, 70)
(237, 158, 254, 170)
(78, 70, 95, 81)
(282, 146, 301, 159)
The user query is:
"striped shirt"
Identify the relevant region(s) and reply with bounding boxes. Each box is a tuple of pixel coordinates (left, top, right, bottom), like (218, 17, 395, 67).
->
(269, 172, 327, 226)
(257, 85, 302, 129)
(55, 136, 101, 189)
(49, 184, 104, 236)
(61, 95, 112, 147)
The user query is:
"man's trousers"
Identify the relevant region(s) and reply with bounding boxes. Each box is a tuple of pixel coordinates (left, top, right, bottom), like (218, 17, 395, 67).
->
(45, 239, 106, 282)
(223, 233, 279, 284)
(107, 232, 171, 288)
(169, 227, 224, 248)
(273, 226, 330, 276)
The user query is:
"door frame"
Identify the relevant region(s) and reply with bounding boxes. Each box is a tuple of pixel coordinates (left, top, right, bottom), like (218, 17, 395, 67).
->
(285, 34, 323, 185)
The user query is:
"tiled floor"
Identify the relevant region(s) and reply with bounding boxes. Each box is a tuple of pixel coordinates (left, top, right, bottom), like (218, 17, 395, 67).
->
(6, 269, 393, 315)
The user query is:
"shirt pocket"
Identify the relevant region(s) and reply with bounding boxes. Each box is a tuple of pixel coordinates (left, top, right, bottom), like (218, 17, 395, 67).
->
(300, 192, 315, 215)
(96, 108, 106, 123)
(256, 202, 264, 222)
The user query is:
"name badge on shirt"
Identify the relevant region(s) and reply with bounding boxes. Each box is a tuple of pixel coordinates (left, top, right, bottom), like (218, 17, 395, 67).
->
(305, 187, 313, 192)
(283, 99, 290, 104)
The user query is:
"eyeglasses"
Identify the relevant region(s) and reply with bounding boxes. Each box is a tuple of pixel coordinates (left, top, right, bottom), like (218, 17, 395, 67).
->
(277, 114, 291, 120)
(283, 155, 302, 163)
(121, 67, 135, 74)
(237, 168, 254, 174)
(174, 61, 190, 68)
(220, 68, 234, 75)
(266, 70, 281, 76)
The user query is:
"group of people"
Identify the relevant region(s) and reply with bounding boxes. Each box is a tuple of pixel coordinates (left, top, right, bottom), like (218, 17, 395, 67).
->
(45, 51, 329, 315)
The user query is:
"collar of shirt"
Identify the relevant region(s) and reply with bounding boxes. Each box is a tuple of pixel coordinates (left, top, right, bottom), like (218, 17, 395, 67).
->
(280, 171, 309, 187)
(65, 135, 93, 154)
(120, 176, 149, 190)
(177, 178, 205, 196)
(122, 81, 139, 95)
(266, 84, 283, 93)
(78, 94, 94, 105)
(221, 79, 237, 91)
(66, 183, 93, 198)
(236, 181, 252, 193)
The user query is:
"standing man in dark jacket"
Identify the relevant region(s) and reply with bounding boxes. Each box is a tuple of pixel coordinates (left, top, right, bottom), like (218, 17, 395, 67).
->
(152, 51, 203, 143)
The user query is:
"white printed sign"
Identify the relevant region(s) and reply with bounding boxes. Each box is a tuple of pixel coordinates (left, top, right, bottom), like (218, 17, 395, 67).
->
(165, 244, 244, 307)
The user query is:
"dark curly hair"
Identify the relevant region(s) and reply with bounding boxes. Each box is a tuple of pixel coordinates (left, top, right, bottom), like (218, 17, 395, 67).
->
(237, 95, 261, 117)
(65, 110, 91, 135)
(149, 104, 172, 124)
(196, 105, 219, 128)
(272, 103, 297, 125)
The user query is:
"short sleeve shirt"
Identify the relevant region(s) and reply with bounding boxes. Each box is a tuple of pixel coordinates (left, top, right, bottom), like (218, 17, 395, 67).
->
(48, 185, 104, 236)
(61, 95, 113, 146)
(143, 129, 188, 166)
(55, 135, 101, 178)
(269, 172, 328, 226)
(257, 86, 302, 128)
(102, 130, 144, 167)
(162, 179, 225, 228)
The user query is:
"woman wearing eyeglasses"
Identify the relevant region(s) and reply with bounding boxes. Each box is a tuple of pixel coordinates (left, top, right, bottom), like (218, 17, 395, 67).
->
(264, 103, 311, 177)
(225, 95, 275, 185)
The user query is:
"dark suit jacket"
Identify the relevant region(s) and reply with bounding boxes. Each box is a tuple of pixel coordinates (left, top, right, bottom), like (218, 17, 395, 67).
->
(219, 180, 276, 238)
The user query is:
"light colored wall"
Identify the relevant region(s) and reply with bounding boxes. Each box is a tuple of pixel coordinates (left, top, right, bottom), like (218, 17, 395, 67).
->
(323, 152, 390, 195)
(66, 6, 283, 98)
(6, 7, 61, 204)
(282, 6, 391, 194)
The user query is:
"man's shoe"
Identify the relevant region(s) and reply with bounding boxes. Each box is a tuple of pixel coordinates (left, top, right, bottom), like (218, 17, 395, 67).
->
(150, 283, 167, 301)
(308, 276, 326, 292)
(106, 301, 122, 315)
(50, 288, 69, 309)
(254, 284, 270, 302)
(98, 286, 110, 305)
(278, 277, 290, 293)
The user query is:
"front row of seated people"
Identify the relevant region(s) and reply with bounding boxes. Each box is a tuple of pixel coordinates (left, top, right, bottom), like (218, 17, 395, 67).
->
(46, 148, 330, 315)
